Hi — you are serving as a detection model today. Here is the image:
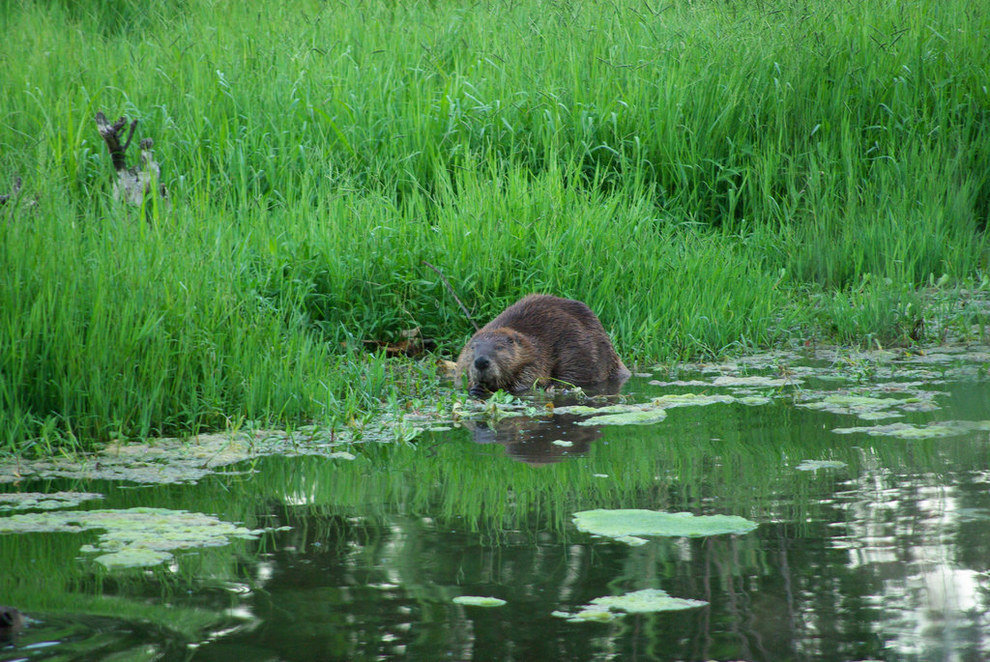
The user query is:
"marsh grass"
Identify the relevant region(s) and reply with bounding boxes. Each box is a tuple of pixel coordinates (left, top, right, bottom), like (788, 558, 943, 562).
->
(1, 0, 988, 449)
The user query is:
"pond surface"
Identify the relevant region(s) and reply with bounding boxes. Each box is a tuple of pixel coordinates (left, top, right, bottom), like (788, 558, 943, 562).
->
(3, 347, 990, 661)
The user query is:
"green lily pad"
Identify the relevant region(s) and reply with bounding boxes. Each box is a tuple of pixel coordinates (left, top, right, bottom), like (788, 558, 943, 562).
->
(553, 589, 707, 622)
(573, 509, 758, 541)
(453, 596, 506, 607)
(0, 507, 270, 569)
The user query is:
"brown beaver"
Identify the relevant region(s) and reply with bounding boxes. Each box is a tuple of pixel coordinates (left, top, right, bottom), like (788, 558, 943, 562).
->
(455, 294, 631, 396)
(0, 606, 23, 641)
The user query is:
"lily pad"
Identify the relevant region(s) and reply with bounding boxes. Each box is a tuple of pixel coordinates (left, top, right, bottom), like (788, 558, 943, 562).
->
(0, 507, 270, 569)
(552, 589, 707, 622)
(452, 596, 506, 607)
(573, 509, 758, 542)
(0, 491, 104, 511)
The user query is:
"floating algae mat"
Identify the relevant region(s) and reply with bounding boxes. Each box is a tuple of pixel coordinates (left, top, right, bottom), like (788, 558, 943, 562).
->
(552, 392, 771, 427)
(452, 596, 507, 607)
(651, 393, 772, 407)
(580, 408, 668, 426)
(795, 460, 848, 471)
(833, 420, 990, 439)
(0, 430, 358, 485)
(0, 491, 104, 511)
(0, 507, 270, 569)
(552, 589, 708, 622)
(573, 509, 758, 545)
(796, 391, 940, 420)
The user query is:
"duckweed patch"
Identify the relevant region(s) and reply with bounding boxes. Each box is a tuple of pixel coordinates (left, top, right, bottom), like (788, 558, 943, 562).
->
(833, 420, 990, 439)
(573, 509, 759, 542)
(0, 491, 104, 511)
(0, 507, 269, 569)
(452, 596, 507, 607)
(552, 589, 708, 622)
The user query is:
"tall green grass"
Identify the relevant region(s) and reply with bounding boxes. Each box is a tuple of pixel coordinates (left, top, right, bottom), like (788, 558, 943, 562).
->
(1, 0, 987, 450)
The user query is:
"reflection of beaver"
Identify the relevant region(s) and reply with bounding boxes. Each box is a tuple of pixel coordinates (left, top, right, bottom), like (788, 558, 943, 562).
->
(455, 294, 631, 397)
(465, 414, 602, 465)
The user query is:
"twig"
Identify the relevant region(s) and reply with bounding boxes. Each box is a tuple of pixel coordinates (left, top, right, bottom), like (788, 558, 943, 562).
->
(422, 261, 479, 332)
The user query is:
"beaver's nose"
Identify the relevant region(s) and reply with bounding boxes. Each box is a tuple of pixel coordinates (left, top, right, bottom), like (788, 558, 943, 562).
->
(474, 356, 490, 371)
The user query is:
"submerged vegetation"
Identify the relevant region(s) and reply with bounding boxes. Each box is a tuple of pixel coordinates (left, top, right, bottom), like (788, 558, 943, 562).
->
(1, 0, 988, 450)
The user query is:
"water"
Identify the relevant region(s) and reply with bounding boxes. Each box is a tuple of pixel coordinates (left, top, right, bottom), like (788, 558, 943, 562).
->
(3, 349, 990, 661)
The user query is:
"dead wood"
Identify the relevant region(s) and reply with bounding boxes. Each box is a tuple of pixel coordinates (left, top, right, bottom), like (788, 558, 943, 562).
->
(94, 111, 169, 207)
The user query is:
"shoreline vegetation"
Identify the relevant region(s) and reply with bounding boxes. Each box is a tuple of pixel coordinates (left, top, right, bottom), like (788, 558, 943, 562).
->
(1, 0, 988, 452)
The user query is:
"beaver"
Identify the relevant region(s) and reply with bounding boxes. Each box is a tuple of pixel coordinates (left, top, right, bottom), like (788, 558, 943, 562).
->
(455, 294, 631, 396)
(0, 606, 23, 641)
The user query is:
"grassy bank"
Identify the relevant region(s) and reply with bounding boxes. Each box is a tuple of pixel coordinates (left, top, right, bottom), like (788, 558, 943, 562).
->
(1, 0, 988, 451)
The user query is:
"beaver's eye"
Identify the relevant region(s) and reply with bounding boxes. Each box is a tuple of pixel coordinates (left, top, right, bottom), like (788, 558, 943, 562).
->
(506, 336, 515, 345)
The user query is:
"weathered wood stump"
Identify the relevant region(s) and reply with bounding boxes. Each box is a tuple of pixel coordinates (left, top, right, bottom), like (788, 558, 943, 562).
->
(94, 111, 169, 207)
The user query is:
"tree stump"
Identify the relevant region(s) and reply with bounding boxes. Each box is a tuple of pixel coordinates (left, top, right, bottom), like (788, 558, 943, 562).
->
(94, 111, 169, 208)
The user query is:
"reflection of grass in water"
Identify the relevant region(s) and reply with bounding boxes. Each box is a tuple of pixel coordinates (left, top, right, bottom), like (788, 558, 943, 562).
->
(234, 394, 974, 536)
(0, 531, 249, 644)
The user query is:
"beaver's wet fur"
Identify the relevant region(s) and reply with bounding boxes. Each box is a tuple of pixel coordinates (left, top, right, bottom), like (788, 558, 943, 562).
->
(455, 294, 630, 397)
(0, 606, 23, 641)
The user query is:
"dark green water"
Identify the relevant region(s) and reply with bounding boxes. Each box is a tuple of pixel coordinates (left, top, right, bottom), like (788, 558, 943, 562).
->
(3, 354, 990, 661)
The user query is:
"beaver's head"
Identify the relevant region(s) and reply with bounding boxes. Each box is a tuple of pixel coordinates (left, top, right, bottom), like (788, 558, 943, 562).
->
(0, 606, 23, 639)
(464, 328, 532, 397)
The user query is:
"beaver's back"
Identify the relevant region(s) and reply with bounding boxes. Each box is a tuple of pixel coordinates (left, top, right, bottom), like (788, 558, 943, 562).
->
(477, 294, 630, 387)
